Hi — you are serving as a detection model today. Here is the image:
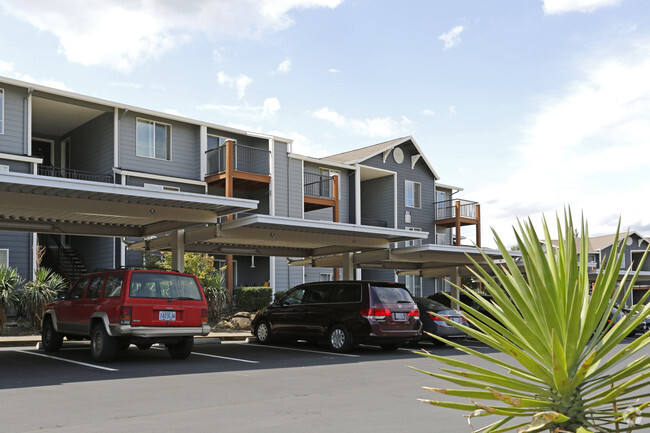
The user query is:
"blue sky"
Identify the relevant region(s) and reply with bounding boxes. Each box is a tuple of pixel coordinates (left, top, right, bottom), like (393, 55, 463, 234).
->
(1, 0, 649, 247)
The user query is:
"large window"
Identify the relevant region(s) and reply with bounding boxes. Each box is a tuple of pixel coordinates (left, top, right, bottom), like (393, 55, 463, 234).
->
(0, 249, 8, 267)
(0, 88, 4, 134)
(405, 180, 421, 208)
(136, 119, 171, 160)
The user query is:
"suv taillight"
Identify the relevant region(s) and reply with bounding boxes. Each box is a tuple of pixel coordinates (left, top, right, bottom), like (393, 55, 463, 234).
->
(201, 308, 209, 325)
(120, 306, 132, 325)
(360, 308, 392, 320)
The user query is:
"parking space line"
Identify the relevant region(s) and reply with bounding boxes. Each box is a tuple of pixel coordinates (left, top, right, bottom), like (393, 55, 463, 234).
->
(190, 351, 260, 363)
(248, 344, 360, 358)
(15, 350, 119, 372)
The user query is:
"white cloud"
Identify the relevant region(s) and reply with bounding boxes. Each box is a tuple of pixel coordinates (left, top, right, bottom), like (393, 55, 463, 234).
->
(0, 0, 343, 72)
(275, 58, 292, 74)
(111, 81, 142, 89)
(421, 108, 436, 116)
(197, 97, 281, 122)
(217, 71, 253, 99)
(212, 49, 223, 63)
(329, 68, 342, 73)
(312, 107, 413, 138)
(542, 0, 623, 15)
(439, 25, 464, 50)
(473, 42, 650, 247)
(448, 105, 458, 116)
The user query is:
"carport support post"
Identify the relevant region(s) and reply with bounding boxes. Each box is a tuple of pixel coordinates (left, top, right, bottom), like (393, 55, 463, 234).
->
(342, 252, 354, 280)
(450, 266, 461, 310)
(171, 229, 185, 273)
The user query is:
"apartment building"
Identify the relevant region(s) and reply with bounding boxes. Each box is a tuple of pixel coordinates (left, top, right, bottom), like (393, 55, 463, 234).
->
(0, 76, 480, 297)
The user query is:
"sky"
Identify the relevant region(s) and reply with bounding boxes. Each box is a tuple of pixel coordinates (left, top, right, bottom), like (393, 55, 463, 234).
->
(1, 0, 649, 248)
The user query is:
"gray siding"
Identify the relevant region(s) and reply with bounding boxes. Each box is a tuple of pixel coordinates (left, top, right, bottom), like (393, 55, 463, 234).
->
(274, 259, 303, 292)
(126, 177, 205, 194)
(0, 159, 30, 173)
(67, 112, 114, 175)
(119, 111, 200, 179)
(360, 142, 436, 243)
(0, 84, 27, 154)
(71, 236, 114, 272)
(360, 176, 394, 228)
(348, 172, 356, 224)
(273, 141, 302, 218)
(235, 256, 270, 287)
(0, 231, 31, 280)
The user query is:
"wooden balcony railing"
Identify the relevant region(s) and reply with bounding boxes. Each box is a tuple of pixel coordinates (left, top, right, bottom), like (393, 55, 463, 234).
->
(434, 199, 481, 247)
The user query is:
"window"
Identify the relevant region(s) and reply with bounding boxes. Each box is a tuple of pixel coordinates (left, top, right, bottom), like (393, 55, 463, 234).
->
(0, 88, 4, 134)
(69, 277, 90, 299)
(405, 227, 422, 247)
(207, 135, 236, 150)
(143, 183, 180, 192)
(405, 275, 422, 297)
(85, 276, 105, 299)
(104, 274, 125, 298)
(0, 249, 8, 267)
(136, 119, 171, 160)
(405, 181, 421, 208)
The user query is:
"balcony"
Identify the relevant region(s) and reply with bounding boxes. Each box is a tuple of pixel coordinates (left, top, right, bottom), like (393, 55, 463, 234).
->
(303, 172, 339, 221)
(205, 140, 271, 192)
(435, 199, 481, 247)
(38, 165, 114, 184)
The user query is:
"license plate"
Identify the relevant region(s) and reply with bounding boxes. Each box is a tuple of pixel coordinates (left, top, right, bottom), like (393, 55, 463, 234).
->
(159, 311, 176, 321)
(394, 312, 407, 321)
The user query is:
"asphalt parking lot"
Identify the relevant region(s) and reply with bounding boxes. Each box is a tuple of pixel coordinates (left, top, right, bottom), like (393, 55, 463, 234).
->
(2, 339, 647, 433)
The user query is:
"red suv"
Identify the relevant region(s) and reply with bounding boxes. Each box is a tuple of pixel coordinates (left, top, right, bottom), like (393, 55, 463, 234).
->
(41, 269, 210, 362)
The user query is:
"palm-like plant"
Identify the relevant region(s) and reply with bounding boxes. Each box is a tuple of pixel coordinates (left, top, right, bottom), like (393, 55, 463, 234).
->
(21, 267, 67, 329)
(0, 266, 24, 331)
(202, 267, 231, 322)
(414, 213, 650, 432)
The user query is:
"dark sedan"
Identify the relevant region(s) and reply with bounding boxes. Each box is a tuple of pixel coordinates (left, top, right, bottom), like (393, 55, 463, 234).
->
(414, 297, 467, 345)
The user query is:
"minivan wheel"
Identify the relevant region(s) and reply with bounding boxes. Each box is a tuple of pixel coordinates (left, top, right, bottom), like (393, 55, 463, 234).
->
(42, 317, 63, 352)
(255, 320, 273, 344)
(328, 325, 352, 353)
(91, 323, 118, 362)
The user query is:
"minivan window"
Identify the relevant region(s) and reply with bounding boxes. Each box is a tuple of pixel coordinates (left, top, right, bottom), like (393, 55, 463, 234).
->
(304, 286, 330, 304)
(104, 274, 124, 298)
(281, 288, 306, 305)
(370, 284, 412, 304)
(332, 283, 362, 303)
(129, 273, 202, 300)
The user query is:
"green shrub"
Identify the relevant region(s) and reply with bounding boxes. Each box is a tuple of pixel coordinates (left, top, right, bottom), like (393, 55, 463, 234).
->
(0, 267, 24, 331)
(234, 286, 272, 312)
(22, 267, 67, 329)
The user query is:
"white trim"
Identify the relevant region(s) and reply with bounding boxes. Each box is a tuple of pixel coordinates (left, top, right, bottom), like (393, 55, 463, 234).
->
(113, 168, 206, 187)
(269, 137, 275, 217)
(135, 117, 172, 161)
(143, 183, 181, 192)
(0, 88, 4, 135)
(113, 107, 119, 168)
(436, 182, 464, 192)
(32, 233, 37, 280)
(27, 90, 32, 161)
(301, 160, 305, 219)
(393, 173, 398, 229)
(200, 126, 207, 180)
(355, 166, 361, 225)
(0, 248, 8, 267)
(0, 152, 42, 164)
(411, 154, 421, 169)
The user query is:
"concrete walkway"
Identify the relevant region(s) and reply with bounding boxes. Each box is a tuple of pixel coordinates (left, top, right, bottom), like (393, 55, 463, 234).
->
(0, 331, 254, 347)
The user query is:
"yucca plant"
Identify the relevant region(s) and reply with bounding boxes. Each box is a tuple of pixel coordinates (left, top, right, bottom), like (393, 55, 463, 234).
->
(21, 267, 67, 329)
(413, 212, 650, 432)
(0, 266, 24, 331)
(203, 267, 231, 321)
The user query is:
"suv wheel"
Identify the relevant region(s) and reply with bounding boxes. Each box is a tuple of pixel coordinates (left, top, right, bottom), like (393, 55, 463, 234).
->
(255, 320, 273, 344)
(328, 325, 352, 353)
(91, 323, 118, 362)
(42, 317, 63, 352)
(167, 337, 194, 359)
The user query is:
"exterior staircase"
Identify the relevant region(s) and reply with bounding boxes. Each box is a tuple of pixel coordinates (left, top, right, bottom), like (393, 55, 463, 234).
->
(40, 235, 88, 284)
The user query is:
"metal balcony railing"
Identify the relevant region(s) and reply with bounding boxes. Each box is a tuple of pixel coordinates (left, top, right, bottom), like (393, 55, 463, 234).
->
(205, 143, 270, 176)
(435, 199, 478, 220)
(38, 165, 114, 184)
(304, 172, 333, 199)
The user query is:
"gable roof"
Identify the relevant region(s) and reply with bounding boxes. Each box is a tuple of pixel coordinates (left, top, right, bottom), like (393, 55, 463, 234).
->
(546, 231, 649, 253)
(320, 136, 440, 180)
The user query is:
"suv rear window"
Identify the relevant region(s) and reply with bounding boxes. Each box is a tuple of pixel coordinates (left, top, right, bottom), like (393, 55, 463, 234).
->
(128, 273, 202, 300)
(370, 284, 412, 304)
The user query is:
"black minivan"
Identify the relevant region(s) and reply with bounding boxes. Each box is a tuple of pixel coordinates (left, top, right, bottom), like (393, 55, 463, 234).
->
(251, 281, 422, 353)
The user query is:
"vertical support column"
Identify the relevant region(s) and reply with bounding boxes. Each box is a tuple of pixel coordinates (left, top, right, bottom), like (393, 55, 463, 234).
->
(332, 175, 339, 223)
(31, 233, 38, 280)
(455, 200, 461, 246)
(170, 229, 185, 273)
(475, 204, 481, 248)
(224, 139, 235, 297)
(342, 252, 354, 280)
(450, 266, 461, 310)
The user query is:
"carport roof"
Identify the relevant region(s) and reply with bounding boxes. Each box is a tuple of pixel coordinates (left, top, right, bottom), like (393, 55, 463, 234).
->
(0, 172, 257, 237)
(128, 214, 430, 258)
(288, 243, 517, 277)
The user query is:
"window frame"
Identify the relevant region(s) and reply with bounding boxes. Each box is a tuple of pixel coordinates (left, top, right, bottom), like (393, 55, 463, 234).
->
(0, 249, 8, 267)
(405, 180, 421, 209)
(136, 118, 172, 161)
(207, 134, 237, 150)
